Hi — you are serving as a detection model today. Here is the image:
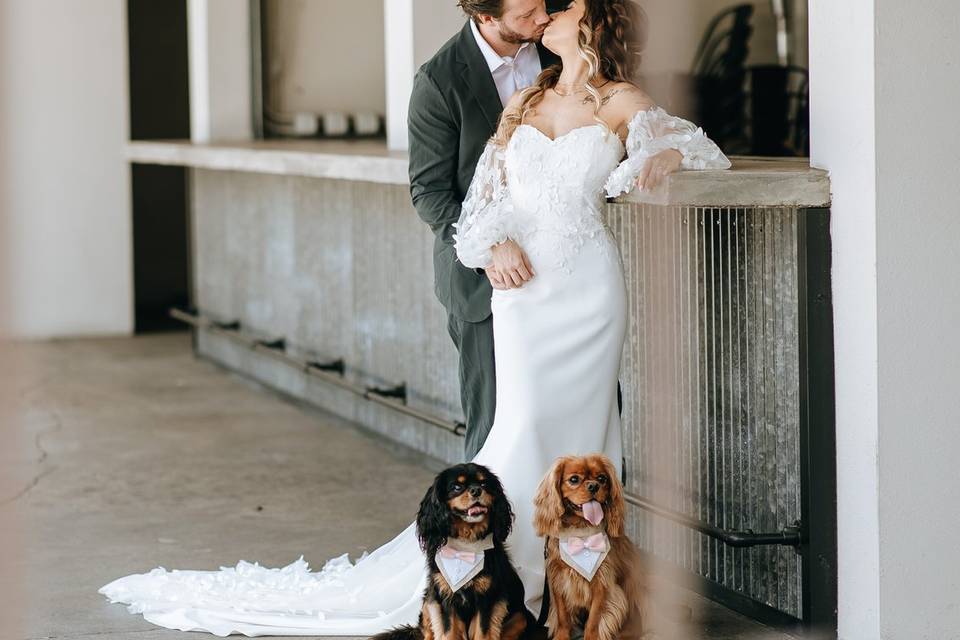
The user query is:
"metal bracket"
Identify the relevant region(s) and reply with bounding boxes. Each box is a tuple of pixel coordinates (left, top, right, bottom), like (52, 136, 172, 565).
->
(212, 319, 241, 331)
(366, 382, 407, 404)
(306, 357, 346, 376)
(255, 337, 285, 351)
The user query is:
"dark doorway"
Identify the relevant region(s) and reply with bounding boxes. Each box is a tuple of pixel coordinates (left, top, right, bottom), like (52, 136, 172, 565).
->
(127, 0, 191, 332)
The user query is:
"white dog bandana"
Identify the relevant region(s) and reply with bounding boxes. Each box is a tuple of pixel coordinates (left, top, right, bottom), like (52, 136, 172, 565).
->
(435, 536, 495, 592)
(558, 527, 610, 581)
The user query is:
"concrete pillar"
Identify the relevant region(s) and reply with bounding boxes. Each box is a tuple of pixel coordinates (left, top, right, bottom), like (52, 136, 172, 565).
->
(873, 0, 960, 637)
(187, 0, 252, 142)
(0, 0, 131, 338)
(384, 0, 466, 151)
(811, 0, 960, 637)
(384, 0, 415, 151)
(809, 0, 879, 636)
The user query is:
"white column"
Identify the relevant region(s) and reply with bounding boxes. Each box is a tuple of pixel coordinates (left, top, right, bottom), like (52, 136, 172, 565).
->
(384, 0, 415, 151)
(187, 0, 252, 142)
(811, 0, 960, 637)
(873, 0, 960, 637)
(809, 1, 880, 637)
(384, 0, 468, 151)
(0, 0, 131, 338)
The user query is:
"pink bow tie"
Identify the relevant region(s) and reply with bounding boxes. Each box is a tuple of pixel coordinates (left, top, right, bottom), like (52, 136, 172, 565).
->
(565, 533, 607, 555)
(439, 546, 477, 563)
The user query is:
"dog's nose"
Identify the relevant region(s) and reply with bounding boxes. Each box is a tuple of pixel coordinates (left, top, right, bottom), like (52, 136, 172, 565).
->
(469, 486, 482, 498)
(586, 482, 599, 494)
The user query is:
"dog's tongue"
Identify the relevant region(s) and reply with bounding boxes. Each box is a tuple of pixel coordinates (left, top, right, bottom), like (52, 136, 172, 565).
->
(582, 500, 604, 526)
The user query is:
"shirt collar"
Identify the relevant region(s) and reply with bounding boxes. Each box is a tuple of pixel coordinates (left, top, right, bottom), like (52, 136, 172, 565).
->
(469, 18, 533, 71)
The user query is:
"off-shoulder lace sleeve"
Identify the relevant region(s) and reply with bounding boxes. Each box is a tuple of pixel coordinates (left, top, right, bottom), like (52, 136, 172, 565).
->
(604, 106, 732, 198)
(452, 141, 515, 269)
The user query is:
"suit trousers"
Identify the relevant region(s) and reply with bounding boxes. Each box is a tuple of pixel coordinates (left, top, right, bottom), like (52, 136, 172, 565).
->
(446, 312, 497, 461)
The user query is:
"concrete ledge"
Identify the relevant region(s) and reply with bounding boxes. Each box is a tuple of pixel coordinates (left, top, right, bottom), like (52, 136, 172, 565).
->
(127, 139, 831, 208)
(127, 138, 409, 185)
(618, 156, 831, 208)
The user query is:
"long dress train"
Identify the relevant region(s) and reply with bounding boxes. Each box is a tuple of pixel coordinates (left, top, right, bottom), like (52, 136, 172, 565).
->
(98, 106, 730, 637)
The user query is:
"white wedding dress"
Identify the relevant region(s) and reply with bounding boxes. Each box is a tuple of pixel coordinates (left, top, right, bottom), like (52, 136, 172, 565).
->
(99, 106, 730, 637)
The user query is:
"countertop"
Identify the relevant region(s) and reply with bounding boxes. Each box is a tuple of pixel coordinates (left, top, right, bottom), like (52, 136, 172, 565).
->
(126, 138, 831, 208)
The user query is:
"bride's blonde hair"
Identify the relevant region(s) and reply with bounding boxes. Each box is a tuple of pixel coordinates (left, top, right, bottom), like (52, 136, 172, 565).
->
(491, 0, 647, 148)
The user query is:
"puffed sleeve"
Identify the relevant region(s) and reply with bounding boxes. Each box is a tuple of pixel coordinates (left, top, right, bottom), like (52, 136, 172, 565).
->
(452, 141, 516, 269)
(604, 106, 732, 198)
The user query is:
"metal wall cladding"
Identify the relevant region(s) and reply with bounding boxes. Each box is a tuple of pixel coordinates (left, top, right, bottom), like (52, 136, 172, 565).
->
(605, 203, 803, 618)
(191, 170, 803, 617)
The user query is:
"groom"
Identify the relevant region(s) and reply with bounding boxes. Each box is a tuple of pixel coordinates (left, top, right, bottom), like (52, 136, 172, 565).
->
(407, 0, 562, 460)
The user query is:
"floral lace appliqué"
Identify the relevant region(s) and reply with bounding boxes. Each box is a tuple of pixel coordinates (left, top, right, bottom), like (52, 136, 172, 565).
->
(453, 108, 730, 274)
(452, 142, 516, 269)
(604, 106, 732, 198)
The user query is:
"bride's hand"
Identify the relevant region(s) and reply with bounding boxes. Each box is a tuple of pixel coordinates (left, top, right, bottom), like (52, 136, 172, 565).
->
(636, 148, 683, 191)
(483, 266, 509, 290)
(489, 239, 535, 288)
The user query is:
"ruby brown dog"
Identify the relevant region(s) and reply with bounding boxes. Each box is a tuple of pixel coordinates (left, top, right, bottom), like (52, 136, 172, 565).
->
(532, 454, 651, 640)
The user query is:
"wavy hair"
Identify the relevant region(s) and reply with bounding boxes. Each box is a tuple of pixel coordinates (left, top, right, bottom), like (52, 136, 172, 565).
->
(457, 0, 505, 20)
(491, 0, 648, 148)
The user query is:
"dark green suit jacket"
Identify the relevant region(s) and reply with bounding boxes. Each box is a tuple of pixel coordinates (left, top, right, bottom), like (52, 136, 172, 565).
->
(407, 20, 560, 323)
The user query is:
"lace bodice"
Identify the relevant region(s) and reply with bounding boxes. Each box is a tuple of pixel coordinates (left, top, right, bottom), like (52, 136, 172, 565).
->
(453, 106, 732, 272)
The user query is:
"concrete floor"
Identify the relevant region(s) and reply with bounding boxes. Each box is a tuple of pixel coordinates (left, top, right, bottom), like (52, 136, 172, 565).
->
(2, 333, 802, 640)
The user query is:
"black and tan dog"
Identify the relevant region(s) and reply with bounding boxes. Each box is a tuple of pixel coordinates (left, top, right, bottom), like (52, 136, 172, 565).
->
(374, 463, 544, 640)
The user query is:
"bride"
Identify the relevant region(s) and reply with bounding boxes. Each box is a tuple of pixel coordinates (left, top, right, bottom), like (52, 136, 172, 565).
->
(98, 0, 730, 636)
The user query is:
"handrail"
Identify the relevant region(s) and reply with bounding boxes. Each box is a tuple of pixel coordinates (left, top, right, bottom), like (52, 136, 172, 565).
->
(169, 307, 465, 436)
(624, 493, 802, 548)
(171, 306, 802, 548)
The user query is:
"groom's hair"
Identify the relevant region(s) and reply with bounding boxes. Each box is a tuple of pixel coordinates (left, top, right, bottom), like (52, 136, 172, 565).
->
(458, 0, 505, 21)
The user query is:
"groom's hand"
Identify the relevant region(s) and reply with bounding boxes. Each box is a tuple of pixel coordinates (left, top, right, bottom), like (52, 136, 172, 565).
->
(489, 239, 535, 289)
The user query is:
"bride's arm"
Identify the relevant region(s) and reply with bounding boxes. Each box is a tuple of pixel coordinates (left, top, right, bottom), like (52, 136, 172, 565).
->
(452, 140, 516, 269)
(453, 140, 536, 287)
(454, 92, 535, 287)
(602, 85, 732, 198)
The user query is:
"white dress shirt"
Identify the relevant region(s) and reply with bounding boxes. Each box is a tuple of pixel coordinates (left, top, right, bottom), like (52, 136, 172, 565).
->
(470, 19, 543, 107)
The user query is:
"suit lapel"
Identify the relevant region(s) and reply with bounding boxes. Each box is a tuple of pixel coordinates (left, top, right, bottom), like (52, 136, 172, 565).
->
(456, 20, 503, 132)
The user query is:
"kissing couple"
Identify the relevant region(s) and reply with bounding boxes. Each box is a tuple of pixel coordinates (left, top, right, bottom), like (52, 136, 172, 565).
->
(98, 0, 730, 636)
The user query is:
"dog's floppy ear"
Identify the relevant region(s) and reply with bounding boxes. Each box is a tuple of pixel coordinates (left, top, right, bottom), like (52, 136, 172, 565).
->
(533, 456, 569, 537)
(416, 474, 450, 558)
(486, 470, 514, 545)
(600, 455, 626, 537)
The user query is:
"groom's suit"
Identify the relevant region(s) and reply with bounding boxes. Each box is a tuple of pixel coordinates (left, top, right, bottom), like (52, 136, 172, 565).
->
(408, 19, 560, 459)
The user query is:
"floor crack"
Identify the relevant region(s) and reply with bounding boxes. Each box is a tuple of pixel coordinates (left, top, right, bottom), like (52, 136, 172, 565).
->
(0, 411, 63, 505)
(0, 464, 59, 506)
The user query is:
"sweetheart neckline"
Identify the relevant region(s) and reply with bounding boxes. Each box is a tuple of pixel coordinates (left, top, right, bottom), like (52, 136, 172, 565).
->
(515, 123, 624, 149)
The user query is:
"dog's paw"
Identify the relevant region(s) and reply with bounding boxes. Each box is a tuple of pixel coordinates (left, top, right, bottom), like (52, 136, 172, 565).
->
(551, 628, 572, 640)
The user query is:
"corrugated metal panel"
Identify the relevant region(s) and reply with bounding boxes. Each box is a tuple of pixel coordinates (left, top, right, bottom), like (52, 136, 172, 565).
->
(606, 204, 803, 617)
